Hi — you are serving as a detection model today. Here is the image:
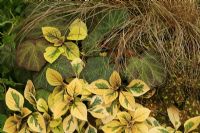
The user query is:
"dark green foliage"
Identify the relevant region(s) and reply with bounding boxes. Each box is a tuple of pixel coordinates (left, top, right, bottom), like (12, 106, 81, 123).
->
(82, 9, 128, 55)
(81, 57, 114, 82)
(126, 52, 166, 87)
(36, 89, 51, 102)
(0, 114, 7, 132)
(33, 56, 75, 90)
(16, 39, 49, 71)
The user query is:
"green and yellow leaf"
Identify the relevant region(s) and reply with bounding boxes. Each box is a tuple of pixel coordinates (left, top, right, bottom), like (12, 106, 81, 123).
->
(101, 120, 123, 133)
(50, 118, 62, 128)
(90, 95, 104, 107)
(3, 116, 20, 133)
(27, 112, 46, 133)
(117, 111, 131, 125)
(37, 98, 48, 113)
(85, 124, 97, 133)
(132, 107, 151, 122)
(119, 91, 135, 111)
(127, 79, 150, 97)
(62, 42, 80, 60)
(44, 46, 64, 64)
(71, 58, 85, 77)
(24, 80, 36, 106)
(88, 79, 112, 95)
(63, 115, 77, 133)
(71, 101, 87, 121)
(132, 123, 149, 133)
(102, 101, 119, 124)
(51, 124, 64, 133)
(46, 68, 63, 86)
(67, 19, 88, 41)
(42, 27, 63, 44)
(184, 116, 200, 133)
(89, 105, 109, 119)
(167, 106, 181, 130)
(50, 100, 69, 119)
(103, 91, 118, 104)
(6, 88, 24, 111)
(109, 71, 121, 89)
(67, 78, 83, 97)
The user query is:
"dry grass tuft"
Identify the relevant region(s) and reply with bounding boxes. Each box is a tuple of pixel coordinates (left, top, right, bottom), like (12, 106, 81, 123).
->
(16, 0, 200, 93)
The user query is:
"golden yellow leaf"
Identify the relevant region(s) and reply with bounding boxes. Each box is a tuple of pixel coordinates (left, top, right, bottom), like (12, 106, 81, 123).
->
(46, 68, 63, 86)
(21, 107, 32, 118)
(67, 78, 83, 97)
(101, 120, 123, 133)
(71, 101, 87, 121)
(44, 46, 64, 64)
(62, 42, 80, 60)
(50, 100, 69, 119)
(167, 106, 181, 130)
(119, 91, 135, 111)
(109, 71, 121, 89)
(132, 107, 150, 122)
(62, 115, 77, 133)
(127, 79, 150, 97)
(132, 123, 149, 133)
(89, 105, 109, 119)
(87, 79, 112, 95)
(184, 116, 200, 133)
(49, 118, 62, 128)
(27, 112, 46, 133)
(42, 27, 63, 44)
(103, 91, 118, 104)
(89, 95, 104, 107)
(117, 111, 131, 125)
(37, 98, 48, 113)
(67, 19, 87, 40)
(71, 58, 85, 77)
(5, 88, 24, 111)
(24, 80, 36, 106)
(3, 116, 20, 133)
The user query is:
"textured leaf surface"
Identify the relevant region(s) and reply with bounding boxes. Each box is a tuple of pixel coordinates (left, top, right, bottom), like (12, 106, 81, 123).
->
(126, 53, 166, 87)
(132, 107, 151, 122)
(83, 9, 128, 55)
(81, 57, 114, 82)
(16, 39, 48, 71)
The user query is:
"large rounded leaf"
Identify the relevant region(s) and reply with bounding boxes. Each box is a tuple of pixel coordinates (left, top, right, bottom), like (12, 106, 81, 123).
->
(5, 88, 24, 111)
(16, 39, 48, 71)
(27, 112, 46, 133)
(126, 53, 166, 87)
